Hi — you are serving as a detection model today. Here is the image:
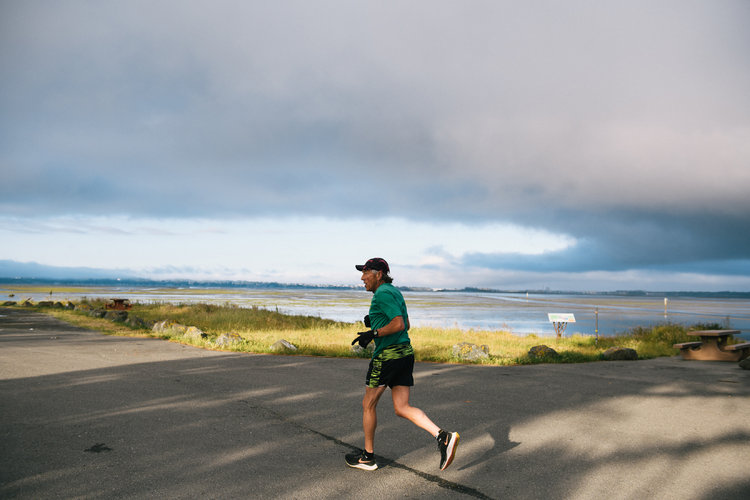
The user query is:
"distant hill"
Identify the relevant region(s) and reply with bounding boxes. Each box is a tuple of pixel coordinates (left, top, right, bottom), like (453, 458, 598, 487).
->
(1, 260, 748, 297)
(0, 260, 357, 290)
(0, 259, 135, 281)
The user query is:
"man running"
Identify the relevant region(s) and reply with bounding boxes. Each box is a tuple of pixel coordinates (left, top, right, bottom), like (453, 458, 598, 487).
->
(345, 257, 459, 471)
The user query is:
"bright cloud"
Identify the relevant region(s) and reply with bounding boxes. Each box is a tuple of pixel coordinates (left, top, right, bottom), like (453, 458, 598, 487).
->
(0, 215, 574, 286)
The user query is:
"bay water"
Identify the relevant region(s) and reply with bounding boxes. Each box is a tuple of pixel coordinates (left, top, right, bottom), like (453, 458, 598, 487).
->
(6, 285, 749, 340)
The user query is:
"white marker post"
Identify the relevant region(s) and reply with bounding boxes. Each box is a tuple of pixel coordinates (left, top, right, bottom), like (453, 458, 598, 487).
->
(548, 313, 576, 339)
(594, 307, 599, 345)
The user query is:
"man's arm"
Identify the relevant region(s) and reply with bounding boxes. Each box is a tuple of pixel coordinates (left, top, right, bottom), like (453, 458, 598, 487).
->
(375, 316, 406, 337)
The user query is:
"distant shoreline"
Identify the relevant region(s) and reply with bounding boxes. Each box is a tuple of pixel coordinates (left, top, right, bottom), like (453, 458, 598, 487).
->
(1, 277, 749, 298)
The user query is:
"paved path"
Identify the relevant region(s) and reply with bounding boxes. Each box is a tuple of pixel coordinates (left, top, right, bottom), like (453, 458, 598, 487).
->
(1, 308, 749, 499)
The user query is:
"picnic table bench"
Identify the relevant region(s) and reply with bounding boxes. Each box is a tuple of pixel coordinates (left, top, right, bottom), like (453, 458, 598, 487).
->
(673, 330, 750, 362)
(105, 298, 132, 311)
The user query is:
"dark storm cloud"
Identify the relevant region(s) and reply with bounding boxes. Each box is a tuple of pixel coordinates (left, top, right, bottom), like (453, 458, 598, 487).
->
(462, 210, 750, 274)
(1, 1, 749, 278)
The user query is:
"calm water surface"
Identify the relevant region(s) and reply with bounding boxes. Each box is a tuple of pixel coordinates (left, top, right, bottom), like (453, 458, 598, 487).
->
(5, 285, 749, 340)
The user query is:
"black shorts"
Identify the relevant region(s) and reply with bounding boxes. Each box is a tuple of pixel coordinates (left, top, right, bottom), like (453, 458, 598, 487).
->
(366, 343, 415, 388)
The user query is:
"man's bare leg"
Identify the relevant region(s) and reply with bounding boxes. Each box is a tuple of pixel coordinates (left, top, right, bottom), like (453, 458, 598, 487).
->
(362, 386, 387, 453)
(390, 385, 440, 437)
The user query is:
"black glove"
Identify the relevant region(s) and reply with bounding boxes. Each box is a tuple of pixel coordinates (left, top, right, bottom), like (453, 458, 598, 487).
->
(352, 330, 375, 348)
(364, 315, 371, 328)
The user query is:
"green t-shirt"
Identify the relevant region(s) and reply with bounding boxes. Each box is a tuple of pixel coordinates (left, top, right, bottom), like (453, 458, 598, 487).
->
(369, 283, 410, 358)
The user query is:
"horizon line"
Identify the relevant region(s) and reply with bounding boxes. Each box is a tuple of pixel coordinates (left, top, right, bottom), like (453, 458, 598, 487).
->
(1, 276, 749, 297)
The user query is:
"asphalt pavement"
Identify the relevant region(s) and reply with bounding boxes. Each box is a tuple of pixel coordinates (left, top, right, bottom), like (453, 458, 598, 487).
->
(1, 307, 749, 499)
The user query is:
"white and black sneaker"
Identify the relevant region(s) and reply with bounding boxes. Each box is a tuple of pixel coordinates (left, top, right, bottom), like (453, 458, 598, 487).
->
(345, 450, 378, 471)
(437, 430, 459, 470)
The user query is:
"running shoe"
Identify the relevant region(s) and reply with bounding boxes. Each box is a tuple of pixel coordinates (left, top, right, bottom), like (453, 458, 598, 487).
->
(437, 430, 460, 470)
(345, 450, 378, 471)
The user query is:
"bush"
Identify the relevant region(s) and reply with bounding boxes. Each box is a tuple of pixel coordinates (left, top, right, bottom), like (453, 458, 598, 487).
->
(629, 323, 691, 345)
(128, 303, 346, 335)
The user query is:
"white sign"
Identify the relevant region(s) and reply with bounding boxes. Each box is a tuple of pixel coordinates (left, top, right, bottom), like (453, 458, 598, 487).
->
(548, 313, 576, 323)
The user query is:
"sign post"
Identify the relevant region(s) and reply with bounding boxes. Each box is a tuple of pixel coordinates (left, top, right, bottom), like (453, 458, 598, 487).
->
(548, 313, 575, 339)
(595, 307, 599, 345)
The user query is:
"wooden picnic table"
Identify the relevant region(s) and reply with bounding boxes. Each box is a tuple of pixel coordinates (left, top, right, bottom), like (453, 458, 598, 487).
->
(673, 330, 750, 362)
(105, 298, 132, 311)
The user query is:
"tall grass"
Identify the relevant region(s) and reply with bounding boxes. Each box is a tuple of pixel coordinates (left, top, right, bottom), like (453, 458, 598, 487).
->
(129, 302, 341, 333)
(30, 300, 724, 365)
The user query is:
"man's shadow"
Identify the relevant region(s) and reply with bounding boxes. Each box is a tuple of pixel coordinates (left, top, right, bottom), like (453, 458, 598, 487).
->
(458, 421, 519, 471)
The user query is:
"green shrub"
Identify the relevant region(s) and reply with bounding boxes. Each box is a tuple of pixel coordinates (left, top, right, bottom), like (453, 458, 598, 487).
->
(128, 303, 346, 335)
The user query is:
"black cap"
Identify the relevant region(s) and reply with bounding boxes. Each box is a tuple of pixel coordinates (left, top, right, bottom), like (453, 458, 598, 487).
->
(355, 257, 390, 273)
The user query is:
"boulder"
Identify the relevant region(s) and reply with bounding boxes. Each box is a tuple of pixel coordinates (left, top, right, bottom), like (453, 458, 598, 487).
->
(453, 342, 490, 361)
(152, 320, 187, 335)
(1, 301, 16, 306)
(602, 347, 638, 361)
(124, 316, 150, 329)
(89, 309, 107, 318)
(37, 301, 54, 307)
(152, 320, 171, 332)
(528, 345, 559, 360)
(270, 339, 298, 352)
(351, 342, 375, 355)
(184, 326, 207, 340)
(104, 311, 128, 322)
(216, 332, 244, 347)
(739, 358, 750, 370)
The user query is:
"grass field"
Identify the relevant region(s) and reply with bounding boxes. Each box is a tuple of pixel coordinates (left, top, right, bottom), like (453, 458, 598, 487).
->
(11, 297, 728, 366)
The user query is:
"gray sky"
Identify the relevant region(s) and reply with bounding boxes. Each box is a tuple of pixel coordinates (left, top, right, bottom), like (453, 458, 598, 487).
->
(1, 1, 749, 290)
